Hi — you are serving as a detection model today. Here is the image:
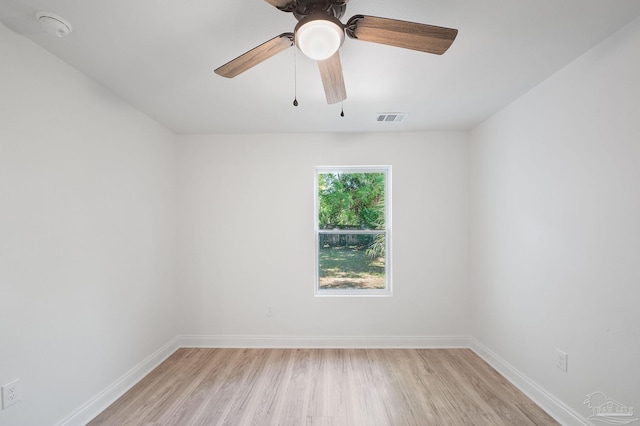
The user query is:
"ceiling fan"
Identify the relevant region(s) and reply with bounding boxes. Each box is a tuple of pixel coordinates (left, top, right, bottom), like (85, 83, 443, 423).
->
(214, 0, 458, 105)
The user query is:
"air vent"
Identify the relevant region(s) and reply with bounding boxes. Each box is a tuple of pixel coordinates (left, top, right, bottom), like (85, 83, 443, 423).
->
(376, 113, 408, 123)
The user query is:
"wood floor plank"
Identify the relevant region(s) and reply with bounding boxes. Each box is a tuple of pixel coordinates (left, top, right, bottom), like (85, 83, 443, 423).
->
(89, 348, 558, 426)
(275, 349, 313, 425)
(156, 348, 234, 424)
(198, 348, 269, 426)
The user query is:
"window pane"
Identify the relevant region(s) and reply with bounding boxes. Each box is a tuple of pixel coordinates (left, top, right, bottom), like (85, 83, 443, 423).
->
(318, 234, 386, 290)
(318, 172, 385, 230)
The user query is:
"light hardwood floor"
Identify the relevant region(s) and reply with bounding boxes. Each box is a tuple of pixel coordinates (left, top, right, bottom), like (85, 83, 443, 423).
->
(89, 348, 557, 425)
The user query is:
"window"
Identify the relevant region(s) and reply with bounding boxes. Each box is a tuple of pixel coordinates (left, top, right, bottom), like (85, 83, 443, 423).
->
(314, 166, 391, 296)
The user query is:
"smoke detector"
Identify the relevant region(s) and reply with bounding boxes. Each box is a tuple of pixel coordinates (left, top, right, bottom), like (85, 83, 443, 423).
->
(36, 12, 72, 38)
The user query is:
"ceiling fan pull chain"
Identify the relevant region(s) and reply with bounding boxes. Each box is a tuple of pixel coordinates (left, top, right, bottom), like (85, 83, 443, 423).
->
(293, 46, 299, 107)
(340, 101, 344, 117)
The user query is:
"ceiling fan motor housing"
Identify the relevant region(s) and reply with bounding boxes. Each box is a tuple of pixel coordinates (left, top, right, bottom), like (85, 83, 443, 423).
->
(291, 0, 347, 21)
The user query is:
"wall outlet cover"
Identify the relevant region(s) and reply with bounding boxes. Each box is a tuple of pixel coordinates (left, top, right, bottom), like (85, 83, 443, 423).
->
(556, 350, 568, 372)
(2, 379, 22, 409)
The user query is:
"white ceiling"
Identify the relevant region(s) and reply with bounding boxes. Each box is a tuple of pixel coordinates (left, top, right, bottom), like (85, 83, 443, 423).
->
(2, 0, 640, 134)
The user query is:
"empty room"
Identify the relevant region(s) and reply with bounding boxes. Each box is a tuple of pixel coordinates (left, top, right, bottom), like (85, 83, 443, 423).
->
(1, 1, 639, 425)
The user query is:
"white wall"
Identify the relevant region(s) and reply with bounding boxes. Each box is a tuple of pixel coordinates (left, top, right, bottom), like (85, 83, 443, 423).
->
(0, 23, 178, 426)
(469, 16, 640, 422)
(177, 132, 469, 340)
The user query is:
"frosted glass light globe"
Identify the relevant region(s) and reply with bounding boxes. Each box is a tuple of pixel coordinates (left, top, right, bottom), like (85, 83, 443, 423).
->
(296, 18, 344, 61)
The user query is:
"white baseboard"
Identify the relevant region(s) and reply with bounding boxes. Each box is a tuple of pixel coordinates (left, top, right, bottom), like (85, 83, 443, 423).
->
(470, 338, 587, 426)
(179, 335, 471, 349)
(55, 337, 180, 426)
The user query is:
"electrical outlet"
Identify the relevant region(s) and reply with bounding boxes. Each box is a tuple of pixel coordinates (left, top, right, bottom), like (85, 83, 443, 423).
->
(2, 379, 21, 409)
(556, 350, 568, 372)
(266, 306, 274, 317)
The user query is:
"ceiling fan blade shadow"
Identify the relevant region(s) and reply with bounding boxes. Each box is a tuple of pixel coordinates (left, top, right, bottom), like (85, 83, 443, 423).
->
(318, 51, 347, 104)
(215, 33, 294, 78)
(346, 15, 457, 55)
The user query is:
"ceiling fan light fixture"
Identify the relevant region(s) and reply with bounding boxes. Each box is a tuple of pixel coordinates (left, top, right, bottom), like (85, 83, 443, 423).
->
(295, 15, 344, 61)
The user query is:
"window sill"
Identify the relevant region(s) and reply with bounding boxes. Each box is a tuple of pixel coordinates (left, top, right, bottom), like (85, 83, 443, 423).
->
(314, 289, 393, 297)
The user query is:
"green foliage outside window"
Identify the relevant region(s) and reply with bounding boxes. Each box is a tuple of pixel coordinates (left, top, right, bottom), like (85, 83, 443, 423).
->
(318, 172, 385, 230)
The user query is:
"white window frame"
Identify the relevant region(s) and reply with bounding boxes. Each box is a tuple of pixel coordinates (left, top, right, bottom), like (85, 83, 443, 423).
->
(314, 165, 392, 297)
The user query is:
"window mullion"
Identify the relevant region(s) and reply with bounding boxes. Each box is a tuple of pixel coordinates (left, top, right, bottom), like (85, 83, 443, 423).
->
(318, 229, 386, 235)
